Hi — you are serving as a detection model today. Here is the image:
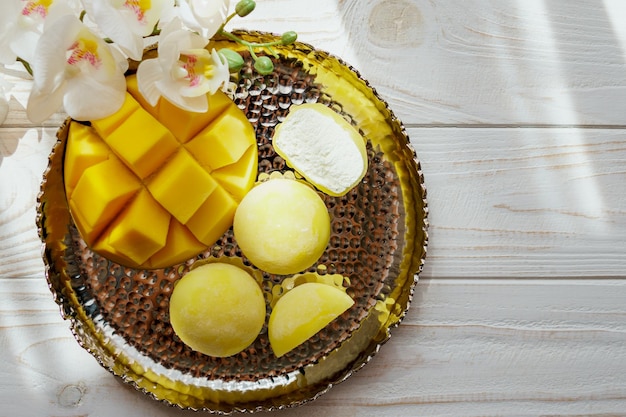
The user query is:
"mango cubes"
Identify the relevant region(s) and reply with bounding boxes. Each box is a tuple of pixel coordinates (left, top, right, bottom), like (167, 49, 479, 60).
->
(64, 76, 257, 269)
(169, 263, 266, 357)
(268, 282, 354, 357)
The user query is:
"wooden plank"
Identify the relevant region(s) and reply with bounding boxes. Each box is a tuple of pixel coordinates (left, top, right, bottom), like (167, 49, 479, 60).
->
(3, 0, 626, 127)
(240, 0, 626, 126)
(413, 126, 626, 279)
(0, 127, 57, 278)
(1, 126, 625, 279)
(2, 278, 625, 416)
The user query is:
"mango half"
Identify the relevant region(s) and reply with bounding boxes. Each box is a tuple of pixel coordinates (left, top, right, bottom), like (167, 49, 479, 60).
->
(64, 76, 258, 269)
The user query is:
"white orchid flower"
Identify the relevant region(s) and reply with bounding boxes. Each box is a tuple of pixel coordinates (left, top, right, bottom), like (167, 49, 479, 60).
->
(0, 73, 13, 125)
(136, 18, 229, 113)
(176, 0, 230, 39)
(0, 0, 79, 65)
(26, 14, 128, 123)
(81, 0, 175, 61)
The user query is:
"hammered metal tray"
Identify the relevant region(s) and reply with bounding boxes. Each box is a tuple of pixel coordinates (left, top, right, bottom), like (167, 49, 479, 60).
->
(36, 31, 428, 413)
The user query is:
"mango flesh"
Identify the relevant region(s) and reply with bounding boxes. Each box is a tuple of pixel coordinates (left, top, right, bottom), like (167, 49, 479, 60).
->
(64, 75, 257, 269)
(273, 103, 368, 197)
(268, 282, 354, 357)
(233, 179, 331, 275)
(169, 263, 266, 357)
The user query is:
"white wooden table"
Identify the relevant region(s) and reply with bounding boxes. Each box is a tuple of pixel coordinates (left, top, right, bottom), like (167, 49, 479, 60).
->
(2, 1, 626, 415)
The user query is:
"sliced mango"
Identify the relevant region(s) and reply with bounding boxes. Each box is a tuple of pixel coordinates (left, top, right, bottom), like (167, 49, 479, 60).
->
(94, 97, 179, 179)
(104, 189, 170, 266)
(68, 157, 141, 244)
(268, 282, 354, 357)
(185, 107, 256, 170)
(125, 74, 234, 143)
(185, 185, 238, 246)
(149, 219, 207, 269)
(211, 145, 258, 200)
(89, 93, 139, 137)
(146, 149, 218, 225)
(63, 122, 109, 195)
(64, 75, 258, 269)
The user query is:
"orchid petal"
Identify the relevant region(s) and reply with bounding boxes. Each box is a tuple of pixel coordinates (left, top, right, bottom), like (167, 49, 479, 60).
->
(26, 79, 67, 123)
(175, 0, 203, 33)
(0, 1, 21, 64)
(188, 0, 229, 38)
(63, 69, 126, 120)
(178, 48, 229, 97)
(26, 14, 126, 122)
(157, 19, 207, 66)
(84, 0, 175, 61)
(30, 16, 81, 92)
(0, 96, 8, 126)
(156, 77, 208, 112)
(9, 30, 41, 65)
(91, 1, 144, 60)
(1, 0, 78, 65)
(209, 48, 230, 93)
(136, 58, 164, 106)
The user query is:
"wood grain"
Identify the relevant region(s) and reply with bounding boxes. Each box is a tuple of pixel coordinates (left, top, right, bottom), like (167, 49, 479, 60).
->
(238, 0, 626, 126)
(5, 1, 626, 127)
(2, 278, 625, 416)
(2, 1, 626, 415)
(2, 125, 624, 279)
(416, 127, 626, 279)
(0, 127, 56, 278)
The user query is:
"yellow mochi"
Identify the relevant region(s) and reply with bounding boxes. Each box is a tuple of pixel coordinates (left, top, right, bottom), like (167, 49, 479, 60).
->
(273, 103, 368, 197)
(64, 76, 258, 269)
(169, 263, 266, 357)
(268, 282, 354, 357)
(233, 179, 331, 275)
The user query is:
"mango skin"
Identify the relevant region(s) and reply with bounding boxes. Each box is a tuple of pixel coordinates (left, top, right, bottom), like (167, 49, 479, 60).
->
(63, 76, 257, 269)
(233, 179, 331, 275)
(268, 282, 354, 357)
(169, 263, 266, 357)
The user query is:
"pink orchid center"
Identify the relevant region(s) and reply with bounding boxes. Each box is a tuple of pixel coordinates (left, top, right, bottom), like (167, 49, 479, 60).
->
(123, 0, 151, 23)
(177, 49, 216, 88)
(67, 37, 102, 72)
(21, 0, 53, 19)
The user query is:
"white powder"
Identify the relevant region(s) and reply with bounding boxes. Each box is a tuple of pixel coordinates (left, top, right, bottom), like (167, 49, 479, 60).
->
(273, 107, 366, 195)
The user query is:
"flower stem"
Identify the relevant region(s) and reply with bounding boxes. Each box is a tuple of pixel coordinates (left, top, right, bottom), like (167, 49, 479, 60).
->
(218, 29, 284, 52)
(16, 57, 33, 76)
(217, 11, 239, 34)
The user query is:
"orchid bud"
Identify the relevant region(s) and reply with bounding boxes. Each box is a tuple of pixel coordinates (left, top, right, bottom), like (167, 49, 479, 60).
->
(219, 48, 245, 72)
(281, 31, 297, 45)
(236, 0, 256, 17)
(254, 56, 274, 75)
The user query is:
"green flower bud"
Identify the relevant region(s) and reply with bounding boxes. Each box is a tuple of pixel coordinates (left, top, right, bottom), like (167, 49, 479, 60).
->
(281, 31, 298, 45)
(236, 0, 256, 17)
(254, 56, 274, 75)
(218, 48, 245, 72)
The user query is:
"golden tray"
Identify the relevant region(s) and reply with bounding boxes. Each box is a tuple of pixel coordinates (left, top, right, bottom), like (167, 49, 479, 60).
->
(36, 31, 428, 413)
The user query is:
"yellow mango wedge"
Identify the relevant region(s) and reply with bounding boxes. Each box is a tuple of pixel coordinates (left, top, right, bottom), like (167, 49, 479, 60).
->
(268, 282, 354, 357)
